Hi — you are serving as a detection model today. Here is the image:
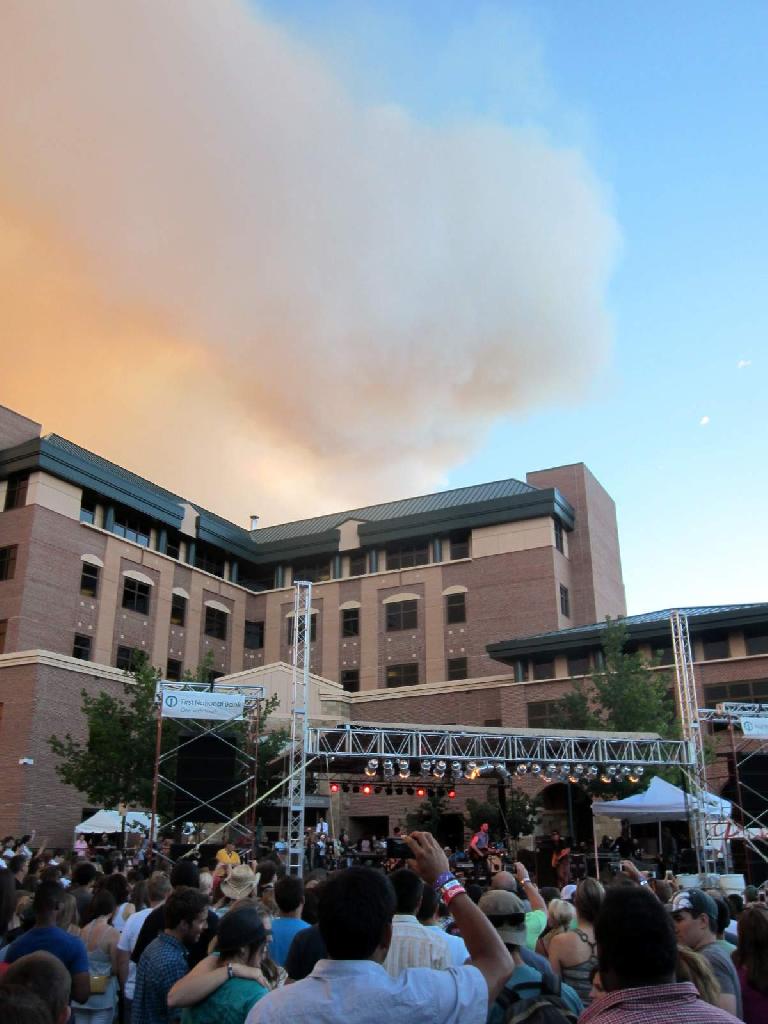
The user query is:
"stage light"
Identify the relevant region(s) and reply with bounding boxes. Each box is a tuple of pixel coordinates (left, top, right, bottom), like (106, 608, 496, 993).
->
(385, 785, 393, 795)
(395, 786, 403, 795)
(398, 759, 411, 779)
(607, 765, 618, 777)
(383, 759, 395, 778)
(572, 764, 585, 777)
(428, 787, 436, 797)
(352, 784, 360, 793)
(464, 761, 479, 780)
(599, 774, 611, 785)
(560, 763, 571, 777)
(433, 759, 447, 779)
(620, 765, 632, 777)
(540, 774, 552, 783)
(634, 766, 644, 776)
(495, 763, 511, 780)
(364, 758, 379, 777)
(546, 763, 558, 777)
(586, 765, 599, 779)
(342, 783, 350, 793)
(515, 763, 529, 776)
(447, 789, 456, 799)
(416, 786, 426, 798)
(330, 782, 340, 794)
(628, 774, 639, 784)
(530, 763, 542, 776)
(450, 761, 462, 777)
(420, 760, 433, 776)
(374, 786, 382, 794)
(362, 784, 372, 795)
(567, 775, 579, 784)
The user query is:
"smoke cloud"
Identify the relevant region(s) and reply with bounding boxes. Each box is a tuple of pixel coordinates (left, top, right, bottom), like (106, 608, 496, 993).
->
(0, 0, 618, 524)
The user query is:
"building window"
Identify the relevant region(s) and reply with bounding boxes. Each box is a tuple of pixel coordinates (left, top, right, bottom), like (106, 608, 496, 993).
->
(166, 658, 183, 681)
(450, 531, 470, 560)
(701, 630, 730, 661)
(170, 593, 187, 627)
(348, 550, 367, 577)
(594, 649, 606, 672)
(386, 663, 419, 687)
(122, 577, 151, 614)
(445, 592, 466, 625)
(532, 657, 555, 681)
(0, 545, 18, 582)
(567, 652, 590, 677)
(245, 620, 264, 650)
(554, 519, 564, 554)
(705, 679, 768, 707)
(0, 619, 6, 653)
(288, 613, 317, 645)
(195, 542, 226, 578)
(514, 658, 529, 683)
(72, 634, 92, 660)
(291, 558, 331, 584)
(484, 717, 502, 728)
(79, 492, 97, 525)
(116, 645, 140, 671)
(204, 606, 228, 641)
(80, 563, 99, 598)
(651, 643, 674, 665)
(341, 669, 360, 692)
(386, 600, 418, 632)
(4, 475, 28, 511)
(559, 585, 570, 618)
(113, 509, 150, 547)
(447, 657, 468, 681)
(385, 541, 429, 571)
(341, 608, 360, 637)
(527, 700, 562, 729)
(239, 562, 277, 593)
(165, 530, 182, 560)
(744, 625, 768, 657)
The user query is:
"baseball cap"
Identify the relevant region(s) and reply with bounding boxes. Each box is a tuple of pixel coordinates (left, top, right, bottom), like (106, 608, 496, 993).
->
(669, 889, 718, 930)
(560, 884, 577, 901)
(478, 889, 527, 946)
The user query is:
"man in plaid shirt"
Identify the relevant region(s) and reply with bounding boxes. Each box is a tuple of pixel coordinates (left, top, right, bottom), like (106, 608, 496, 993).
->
(580, 887, 740, 1024)
(132, 888, 209, 1024)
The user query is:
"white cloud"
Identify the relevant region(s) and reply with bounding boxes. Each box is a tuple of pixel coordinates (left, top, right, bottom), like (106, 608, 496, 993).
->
(737, 359, 752, 369)
(699, 416, 710, 426)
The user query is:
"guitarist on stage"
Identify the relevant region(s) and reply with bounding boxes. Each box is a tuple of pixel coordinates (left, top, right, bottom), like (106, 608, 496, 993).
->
(469, 822, 491, 882)
(551, 829, 571, 888)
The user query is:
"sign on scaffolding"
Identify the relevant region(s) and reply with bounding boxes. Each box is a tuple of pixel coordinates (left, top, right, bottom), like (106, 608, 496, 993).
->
(160, 688, 246, 721)
(741, 718, 768, 739)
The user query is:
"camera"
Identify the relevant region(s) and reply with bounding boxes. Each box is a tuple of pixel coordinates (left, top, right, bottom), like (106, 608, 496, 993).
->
(386, 837, 411, 859)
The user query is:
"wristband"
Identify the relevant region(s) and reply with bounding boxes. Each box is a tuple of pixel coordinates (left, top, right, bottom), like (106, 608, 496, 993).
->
(441, 883, 466, 906)
(433, 871, 456, 892)
(520, 876, 531, 885)
(639, 879, 649, 887)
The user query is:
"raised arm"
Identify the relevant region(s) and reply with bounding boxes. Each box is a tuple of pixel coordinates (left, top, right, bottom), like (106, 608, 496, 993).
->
(404, 831, 513, 1006)
(514, 861, 545, 913)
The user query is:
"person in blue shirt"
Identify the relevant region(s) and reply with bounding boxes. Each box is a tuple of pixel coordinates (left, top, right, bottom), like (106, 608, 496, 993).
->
(269, 877, 309, 967)
(132, 888, 209, 1024)
(4, 881, 90, 1004)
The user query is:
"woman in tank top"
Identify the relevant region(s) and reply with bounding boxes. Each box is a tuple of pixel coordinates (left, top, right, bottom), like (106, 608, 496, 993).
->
(548, 877, 604, 1006)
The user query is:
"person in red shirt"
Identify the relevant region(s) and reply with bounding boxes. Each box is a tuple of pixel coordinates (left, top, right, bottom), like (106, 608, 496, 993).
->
(580, 886, 739, 1024)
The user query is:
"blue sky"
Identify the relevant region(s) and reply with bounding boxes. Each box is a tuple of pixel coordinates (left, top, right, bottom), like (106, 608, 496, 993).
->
(257, 0, 767, 614)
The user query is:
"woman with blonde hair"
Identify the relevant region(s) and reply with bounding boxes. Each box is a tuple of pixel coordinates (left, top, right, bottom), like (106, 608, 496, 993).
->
(676, 945, 721, 1006)
(536, 897, 575, 957)
(55, 891, 81, 936)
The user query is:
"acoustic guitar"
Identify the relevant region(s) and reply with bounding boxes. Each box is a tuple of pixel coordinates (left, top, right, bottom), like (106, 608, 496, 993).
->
(551, 846, 571, 868)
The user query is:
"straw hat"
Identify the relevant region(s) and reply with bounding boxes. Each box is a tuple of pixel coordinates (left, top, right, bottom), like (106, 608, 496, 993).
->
(220, 864, 260, 900)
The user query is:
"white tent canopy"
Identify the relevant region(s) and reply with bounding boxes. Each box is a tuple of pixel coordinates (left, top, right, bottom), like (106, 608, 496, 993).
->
(74, 810, 152, 834)
(591, 776, 731, 824)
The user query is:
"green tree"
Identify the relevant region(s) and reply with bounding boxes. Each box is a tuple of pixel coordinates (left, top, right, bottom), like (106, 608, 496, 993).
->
(552, 621, 678, 794)
(465, 787, 538, 840)
(406, 792, 448, 835)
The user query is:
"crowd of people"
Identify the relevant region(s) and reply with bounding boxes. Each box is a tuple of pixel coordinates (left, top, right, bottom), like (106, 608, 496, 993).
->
(0, 828, 766, 1024)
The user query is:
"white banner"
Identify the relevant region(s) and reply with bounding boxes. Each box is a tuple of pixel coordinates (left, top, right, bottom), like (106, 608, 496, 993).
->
(740, 717, 768, 738)
(160, 688, 245, 721)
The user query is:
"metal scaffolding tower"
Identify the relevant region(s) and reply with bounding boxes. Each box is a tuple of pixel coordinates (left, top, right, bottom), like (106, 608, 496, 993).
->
(671, 609, 711, 872)
(286, 580, 312, 876)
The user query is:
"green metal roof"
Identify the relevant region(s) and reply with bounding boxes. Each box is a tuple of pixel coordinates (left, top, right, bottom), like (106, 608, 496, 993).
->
(252, 478, 539, 543)
(487, 603, 768, 663)
(0, 432, 574, 565)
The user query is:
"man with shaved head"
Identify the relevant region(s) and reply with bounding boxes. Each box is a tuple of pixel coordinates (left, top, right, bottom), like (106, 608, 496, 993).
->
(491, 864, 548, 953)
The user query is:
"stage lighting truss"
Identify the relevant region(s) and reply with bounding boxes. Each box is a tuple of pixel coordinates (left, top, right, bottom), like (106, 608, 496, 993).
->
(364, 758, 379, 778)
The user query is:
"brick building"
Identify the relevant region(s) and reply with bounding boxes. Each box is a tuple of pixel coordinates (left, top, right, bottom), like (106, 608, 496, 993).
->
(1, 401, 765, 847)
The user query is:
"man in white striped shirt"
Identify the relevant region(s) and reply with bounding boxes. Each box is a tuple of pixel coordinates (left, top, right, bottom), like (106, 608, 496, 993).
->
(383, 869, 450, 976)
